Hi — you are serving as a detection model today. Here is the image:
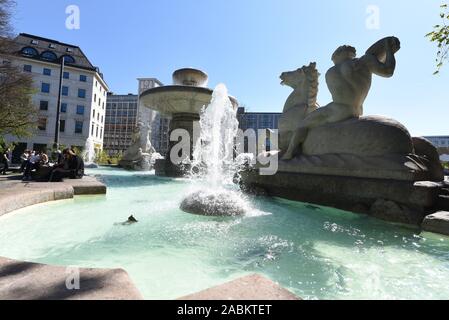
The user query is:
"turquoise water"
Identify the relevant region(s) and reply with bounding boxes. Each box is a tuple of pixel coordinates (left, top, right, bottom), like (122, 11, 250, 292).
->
(0, 167, 449, 300)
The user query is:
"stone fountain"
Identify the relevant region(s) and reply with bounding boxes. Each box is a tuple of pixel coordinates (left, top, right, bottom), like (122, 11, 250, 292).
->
(241, 36, 447, 227)
(139, 68, 238, 177)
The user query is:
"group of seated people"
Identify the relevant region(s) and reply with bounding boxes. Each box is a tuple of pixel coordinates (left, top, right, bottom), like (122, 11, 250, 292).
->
(21, 148, 85, 182)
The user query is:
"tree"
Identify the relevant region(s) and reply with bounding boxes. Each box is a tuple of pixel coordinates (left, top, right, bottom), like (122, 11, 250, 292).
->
(427, 4, 449, 74)
(0, 0, 36, 138)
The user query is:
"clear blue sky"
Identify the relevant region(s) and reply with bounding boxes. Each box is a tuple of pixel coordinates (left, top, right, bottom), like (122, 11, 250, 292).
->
(11, 0, 449, 136)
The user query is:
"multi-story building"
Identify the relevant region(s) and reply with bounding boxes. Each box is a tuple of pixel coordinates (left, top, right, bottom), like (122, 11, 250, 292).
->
(237, 107, 281, 132)
(104, 94, 138, 156)
(104, 78, 170, 156)
(1, 33, 108, 162)
(424, 136, 449, 150)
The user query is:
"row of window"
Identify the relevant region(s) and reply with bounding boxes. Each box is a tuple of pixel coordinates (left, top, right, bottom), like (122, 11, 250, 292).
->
(21, 47, 76, 64)
(37, 118, 103, 140)
(38, 118, 84, 134)
(40, 82, 86, 98)
(24, 64, 88, 82)
(92, 109, 104, 123)
(39, 100, 85, 115)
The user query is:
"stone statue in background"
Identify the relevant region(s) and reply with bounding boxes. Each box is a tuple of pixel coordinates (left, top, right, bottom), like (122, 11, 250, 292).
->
(120, 122, 161, 171)
(281, 36, 401, 160)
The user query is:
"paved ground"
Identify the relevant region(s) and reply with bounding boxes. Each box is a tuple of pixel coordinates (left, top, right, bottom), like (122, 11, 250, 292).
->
(0, 174, 106, 217)
(0, 256, 143, 300)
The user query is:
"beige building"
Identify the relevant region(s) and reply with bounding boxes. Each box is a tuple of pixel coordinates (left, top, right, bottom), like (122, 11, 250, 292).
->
(1, 33, 109, 161)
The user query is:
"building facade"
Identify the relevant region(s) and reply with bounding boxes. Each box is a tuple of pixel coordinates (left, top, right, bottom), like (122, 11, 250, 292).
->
(424, 136, 449, 149)
(104, 78, 170, 156)
(104, 94, 138, 156)
(237, 107, 281, 132)
(1, 33, 109, 161)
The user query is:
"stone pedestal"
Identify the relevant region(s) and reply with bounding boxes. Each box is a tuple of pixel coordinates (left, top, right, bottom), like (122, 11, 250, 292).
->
(154, 113, 199, 177)
(241, 170, 442, 226)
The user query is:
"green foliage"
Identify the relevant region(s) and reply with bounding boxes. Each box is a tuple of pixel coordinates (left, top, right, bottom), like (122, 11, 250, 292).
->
(427, 4, 449, 74)
(0, 0, 36, 137)
(96, 150, 122, 165)
(0, 136, 16, 153)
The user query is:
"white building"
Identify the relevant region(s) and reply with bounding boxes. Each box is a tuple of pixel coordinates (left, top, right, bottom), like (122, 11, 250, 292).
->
(1, 33, 109, 161)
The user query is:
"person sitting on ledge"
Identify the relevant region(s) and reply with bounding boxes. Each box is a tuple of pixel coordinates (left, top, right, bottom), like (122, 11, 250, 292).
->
(48, 149, 85, 182)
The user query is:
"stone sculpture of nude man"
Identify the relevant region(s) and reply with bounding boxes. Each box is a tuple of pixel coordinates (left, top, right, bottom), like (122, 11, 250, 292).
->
(282, 36, 401, 160)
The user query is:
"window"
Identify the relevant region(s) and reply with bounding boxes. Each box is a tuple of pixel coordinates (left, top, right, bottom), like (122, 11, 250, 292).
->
(100, 128, 103, 139)
(43, 68, 51, 76)
(23, 64, 32, 73)
(91, 124, 94, 135)
(38, 118, 47, 131)
(96, 126, 99, 138)
(94, 94, 96, 103)
(41, 51, 58, 61)
(63, 72, 70, 79)
(21, 47, 38, 57)
(62, 86, 69, 96)
(39, 100, 48, 111)
(78, 89, 86, 99)
(61, 103, 67, 113)
(41, 83, 50, 93)
(75, 121, 83, 134)
(76, 105, 85, 115)
(60, 120, 65, 133)
(62, 55, 75, 64)
(80, 75, 87, 82)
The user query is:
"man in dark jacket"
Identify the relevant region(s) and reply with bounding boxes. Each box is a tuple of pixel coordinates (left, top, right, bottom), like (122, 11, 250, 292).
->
(49, 149, 84, 182)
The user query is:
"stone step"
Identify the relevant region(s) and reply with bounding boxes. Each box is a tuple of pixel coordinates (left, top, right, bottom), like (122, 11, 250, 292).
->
(178, 274, 301, 300)
(422, 211, 449, 236)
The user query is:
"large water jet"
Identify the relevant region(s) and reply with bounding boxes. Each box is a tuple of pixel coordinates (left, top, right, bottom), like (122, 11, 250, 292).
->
(180, 84, 248, 217)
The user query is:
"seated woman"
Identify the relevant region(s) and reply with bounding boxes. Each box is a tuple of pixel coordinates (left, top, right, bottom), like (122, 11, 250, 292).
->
(48, 149, 85, 182)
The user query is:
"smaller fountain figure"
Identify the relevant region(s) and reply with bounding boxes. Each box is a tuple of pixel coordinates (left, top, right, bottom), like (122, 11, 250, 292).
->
(83, 139, 99, 168)
(120, 121, 162, 171)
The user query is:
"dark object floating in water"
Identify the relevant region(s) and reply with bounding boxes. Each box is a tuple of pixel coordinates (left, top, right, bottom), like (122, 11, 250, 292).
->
(180, 191, 246, 217)
(115, 215, 139, 226)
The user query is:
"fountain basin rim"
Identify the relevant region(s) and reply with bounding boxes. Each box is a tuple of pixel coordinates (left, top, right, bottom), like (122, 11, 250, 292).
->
(173, 68, 208, 79)
(140, 85, 239, 115)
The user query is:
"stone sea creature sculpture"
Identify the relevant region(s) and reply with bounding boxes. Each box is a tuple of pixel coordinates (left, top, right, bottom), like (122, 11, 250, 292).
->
(278, 62, 319, 151)
(281, 36, 401, 160)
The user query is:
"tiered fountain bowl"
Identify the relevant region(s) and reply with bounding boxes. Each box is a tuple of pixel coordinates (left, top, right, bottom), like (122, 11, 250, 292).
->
(139, 68, 238, 177)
